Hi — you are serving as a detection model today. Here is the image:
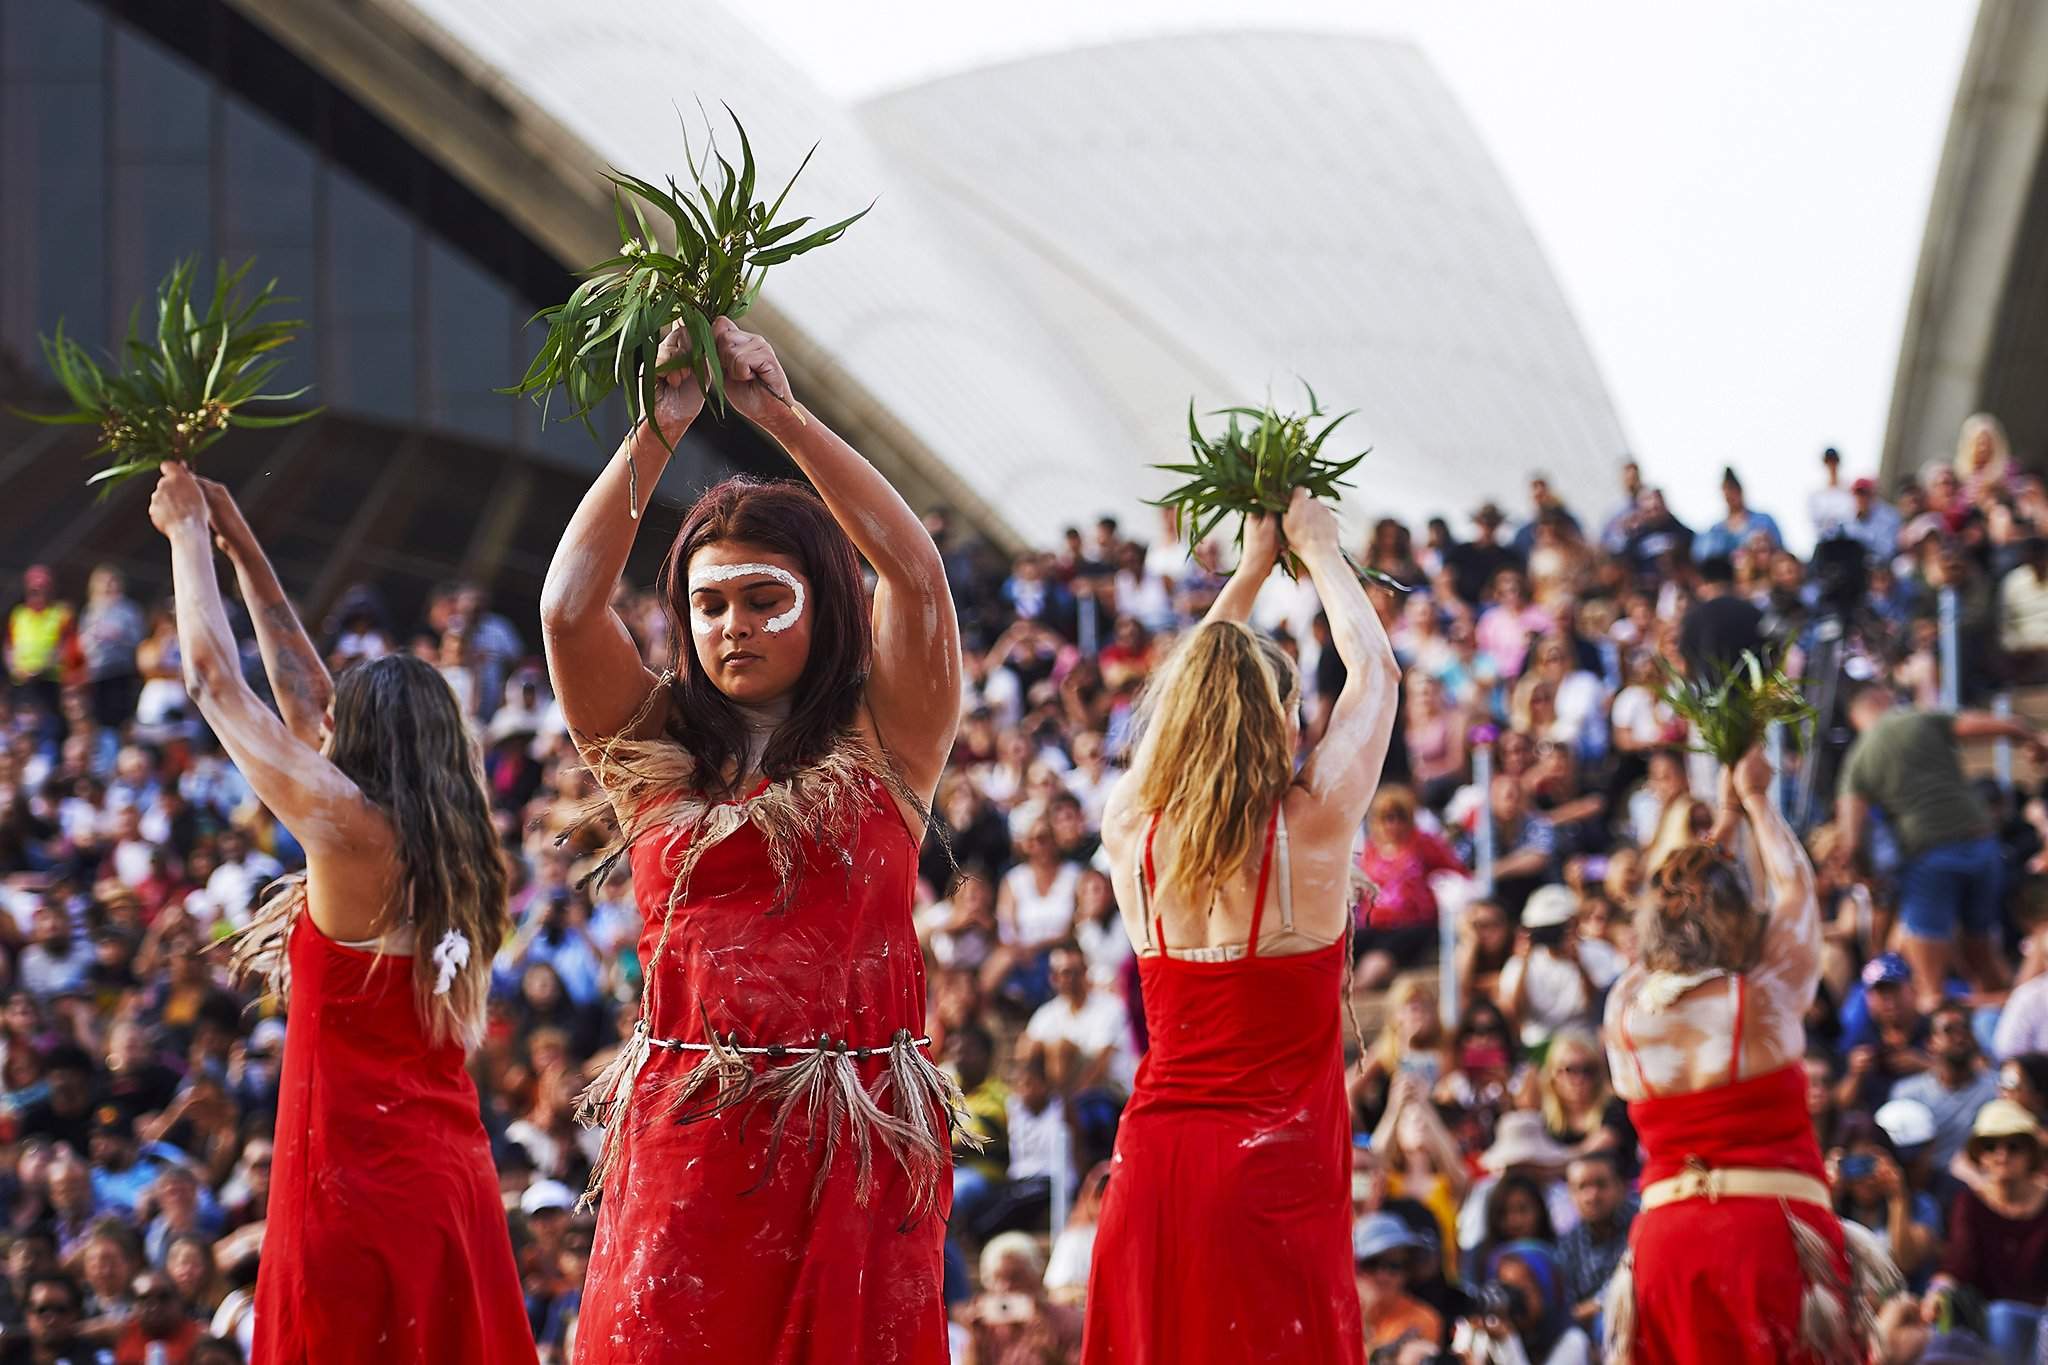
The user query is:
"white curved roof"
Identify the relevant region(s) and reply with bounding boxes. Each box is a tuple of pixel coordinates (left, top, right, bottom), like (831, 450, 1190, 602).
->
(386, 2, 1623, 543)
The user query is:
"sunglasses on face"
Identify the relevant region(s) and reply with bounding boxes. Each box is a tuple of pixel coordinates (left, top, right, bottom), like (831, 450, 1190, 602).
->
(1359, 1257, 1407, 1276)
(1982, 1137, 2036, 1156)
(1557, 1063, 1597, 1078)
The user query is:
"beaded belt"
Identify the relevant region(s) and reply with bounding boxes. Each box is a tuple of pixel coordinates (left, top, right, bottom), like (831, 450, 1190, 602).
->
(633, 1020, 934, 1062)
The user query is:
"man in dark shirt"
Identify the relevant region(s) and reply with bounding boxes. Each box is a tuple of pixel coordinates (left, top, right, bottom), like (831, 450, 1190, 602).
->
(1837, 683, 2048, 1008)
(1558, 1153, 1635, 1330)
(0, 1273, 106, 1364)
(17, 1048, 96, 1154)
(1678, 555, 1766, 682)
(1445, 503, 1525, 609)
(1620, 488, 1694, 583)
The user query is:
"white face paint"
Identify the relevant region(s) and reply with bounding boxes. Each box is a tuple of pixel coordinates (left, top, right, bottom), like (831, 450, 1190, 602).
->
(688, 562, 807, 634)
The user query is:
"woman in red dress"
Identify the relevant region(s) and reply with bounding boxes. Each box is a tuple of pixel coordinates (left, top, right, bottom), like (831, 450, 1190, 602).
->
(1603, 746, 1897, 1364)
(1084, 491, 1400, 1363)
(542, 318, 965, 1363)
(146, 469, 533, 1364)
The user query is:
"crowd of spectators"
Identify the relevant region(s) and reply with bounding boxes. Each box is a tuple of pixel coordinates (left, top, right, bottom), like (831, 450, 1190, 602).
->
(3, 412, 2048, 1362)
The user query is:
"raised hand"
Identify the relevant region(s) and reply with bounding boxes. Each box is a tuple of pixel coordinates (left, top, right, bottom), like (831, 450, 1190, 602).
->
(148, 463, 208, 539)
(1242, 510, 1281, 572)
(711, 316, 797, 427)
(197, 476, 255, 560)
(648, 322, 706, 442)
(1281, 486, 1340, 553)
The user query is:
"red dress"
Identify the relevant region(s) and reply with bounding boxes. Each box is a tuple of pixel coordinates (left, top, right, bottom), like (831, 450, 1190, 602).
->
(1619, 1024, 1851, 1364)
(574, 761, 951, 1364)
(255, 913, 535, 1365)
(1084, 809, 1363, 1364)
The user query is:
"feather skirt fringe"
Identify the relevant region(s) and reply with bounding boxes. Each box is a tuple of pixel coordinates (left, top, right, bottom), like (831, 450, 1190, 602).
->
(1603, 1203, 1902, 1365)
(575, 1027, 979, 1221)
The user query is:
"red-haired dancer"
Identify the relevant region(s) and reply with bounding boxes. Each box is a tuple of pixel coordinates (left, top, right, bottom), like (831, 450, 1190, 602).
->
(543, 319, 966, 1363)
(1603, 747, 1897, 1363)
(147, 469, 532, 1364)
(1084, 492, 1399, 1363)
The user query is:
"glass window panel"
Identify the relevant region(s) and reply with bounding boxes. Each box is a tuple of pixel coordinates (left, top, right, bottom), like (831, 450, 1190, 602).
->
(1, 77, 104, 353)
(425, 239, 514, 444)
(110, 162, 213, 321)
(110, 28, 208, 161)
(330, 318, 418, 424)
(327, 171, 413, 318)
(0, 0, 103, 80)
(221, 98, 315, 247)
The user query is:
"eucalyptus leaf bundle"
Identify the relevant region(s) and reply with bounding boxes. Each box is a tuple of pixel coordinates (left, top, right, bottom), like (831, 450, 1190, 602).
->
(17, 258, 316, 492)
(1150, 386, 1408, 592)
(1659, 650, 1815, 766)
(507, 105, 868, 465)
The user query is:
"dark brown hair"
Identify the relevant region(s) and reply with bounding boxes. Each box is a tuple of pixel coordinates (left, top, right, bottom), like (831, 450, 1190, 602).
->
(1639, 844, 1760, 974)
(658, 478, 870, 799)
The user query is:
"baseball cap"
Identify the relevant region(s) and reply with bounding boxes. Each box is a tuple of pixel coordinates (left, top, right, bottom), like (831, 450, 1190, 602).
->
(1874, 1098, 1938, 1151)
(1521, 884, 1578, 930)
(247, 1019, 287, 1057)
(91, 1104, 134, 1139)
(1851, 477, 1877, 494)
(520, 1179, 577, 1217)
(1861, 953, 1911, 989)
(1353, 1212, 1425, 1264)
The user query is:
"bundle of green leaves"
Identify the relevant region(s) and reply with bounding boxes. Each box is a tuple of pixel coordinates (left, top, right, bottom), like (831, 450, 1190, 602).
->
(20, 258, 316, 492)
(1659, 650, 1816, 765)
(508, 105, 867, 471)
(1150, 386, 1407, 591)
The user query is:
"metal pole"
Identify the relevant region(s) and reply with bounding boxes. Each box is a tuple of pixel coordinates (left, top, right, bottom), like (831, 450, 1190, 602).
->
(1438, 896, 1461, 1033)
(1050, 1123, 1072, 1237)
(1474, 740, 1497, 897)
(1939, 587, 1961, 711)
(1766, 722, 1785, 815)
(1996, 692, 2015, 797)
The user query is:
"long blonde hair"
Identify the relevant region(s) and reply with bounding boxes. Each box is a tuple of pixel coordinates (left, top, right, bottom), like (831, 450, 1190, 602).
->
(1538, 1026, 1612, 1133)
(1128, 621, 1298, 908)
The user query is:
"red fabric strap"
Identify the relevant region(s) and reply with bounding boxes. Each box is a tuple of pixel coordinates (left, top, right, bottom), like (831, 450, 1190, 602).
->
(1243, 807, 1280, 961)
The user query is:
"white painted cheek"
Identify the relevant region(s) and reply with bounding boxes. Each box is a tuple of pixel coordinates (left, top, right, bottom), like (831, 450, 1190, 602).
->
(762, 586, 805, 635)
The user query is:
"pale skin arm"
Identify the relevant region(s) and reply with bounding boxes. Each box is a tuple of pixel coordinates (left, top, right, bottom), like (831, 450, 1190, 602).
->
(196, 478, 332, 747)
(1737, 747, 1823, 1030)
(1199, 513, 1280, 627)
(538, 330, 702, 754)
(1286, 491, 1401, 833)
(711, 318, 961, 799)
(147, 465, 390, 940)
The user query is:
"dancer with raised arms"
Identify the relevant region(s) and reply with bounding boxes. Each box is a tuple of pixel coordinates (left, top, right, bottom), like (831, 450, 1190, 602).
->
(1603, 745, 1897, 1363)
(146, 467, 533, 1364)
(543, 317, 966, 1363)
(1083, 489, 1400, 1363)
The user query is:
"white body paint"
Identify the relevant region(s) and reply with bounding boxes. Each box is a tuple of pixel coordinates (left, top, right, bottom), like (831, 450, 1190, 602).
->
(689, 562, 806, 633)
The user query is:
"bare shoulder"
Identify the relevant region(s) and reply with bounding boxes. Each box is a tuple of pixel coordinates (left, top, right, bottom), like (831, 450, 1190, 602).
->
(1282, 779, 1365, 853)
(1604, 965, 1648, 1028)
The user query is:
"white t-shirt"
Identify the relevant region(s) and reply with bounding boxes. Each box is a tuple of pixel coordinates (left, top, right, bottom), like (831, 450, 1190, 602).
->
(1498, 940, 1625, 1047)
(1610, 685, 1675, 748)
(1026, 989, 1137, 1091)
(1002, 863, 1081, 947)
(1044, 1224, 1097, 1292)
(1006, 1094, 1071, 1182)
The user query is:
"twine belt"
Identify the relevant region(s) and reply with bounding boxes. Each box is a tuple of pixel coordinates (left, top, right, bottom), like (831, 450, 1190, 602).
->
(1641, 1159, 1831, 1212)
(631, 1020, 933, 1062)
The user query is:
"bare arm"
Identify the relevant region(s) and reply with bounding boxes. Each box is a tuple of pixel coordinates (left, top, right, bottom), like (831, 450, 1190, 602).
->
(147, 467, 380, 862)
(1736, 750, 1822, 1009)
(711, 318, 960, 797)
(538, 334, 702, 753)
(197, 478, 331, 747)
(1199, 513, 1280, 627)
(1286, 492, 1400, 830)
